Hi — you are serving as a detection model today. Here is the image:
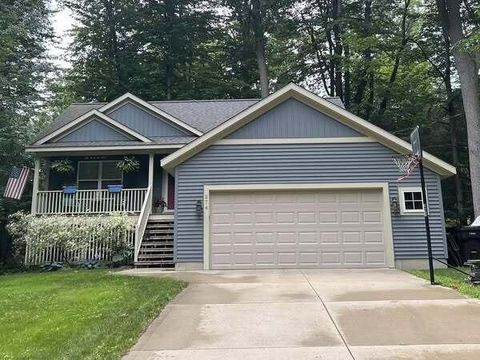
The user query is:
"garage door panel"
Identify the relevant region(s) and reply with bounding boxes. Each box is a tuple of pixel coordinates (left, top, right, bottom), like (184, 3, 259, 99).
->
(342, 231, 362, 244)
(320, 232, 340, 244)
(363, 211, 382, 224)
(277, 232, 297, 244)
(298, 212, 317, 224)
(254, 212, 275, 224)
(343, 252, 363, 265)
(232, 232, 253, 243)
(297, 232, 318, 245)
(211, 212, 232, 224)
(321, 251, 342, 265)
(319, 212, 339, 223)
(340, 211, 361, 224)
(364, 231, 384, 244)
(209, 188, 389, 269)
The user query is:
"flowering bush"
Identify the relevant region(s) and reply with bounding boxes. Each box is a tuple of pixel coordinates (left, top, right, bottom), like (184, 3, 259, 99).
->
(7, 212, 135, 264)
(50, 159, 74, 174)
(116, 156, 140, 173)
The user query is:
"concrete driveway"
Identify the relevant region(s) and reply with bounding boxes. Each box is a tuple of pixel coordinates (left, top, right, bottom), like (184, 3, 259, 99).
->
(121, 269, 480, 360)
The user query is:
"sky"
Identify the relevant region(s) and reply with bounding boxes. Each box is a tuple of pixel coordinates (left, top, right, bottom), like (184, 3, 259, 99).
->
(49, 1, 74, 69)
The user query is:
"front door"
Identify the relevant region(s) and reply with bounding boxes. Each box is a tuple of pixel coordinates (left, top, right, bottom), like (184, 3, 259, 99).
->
(167, 174, 175, 210)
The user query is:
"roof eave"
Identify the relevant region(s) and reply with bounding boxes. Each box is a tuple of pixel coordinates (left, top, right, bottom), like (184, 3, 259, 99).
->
(26, 143, 184, 155)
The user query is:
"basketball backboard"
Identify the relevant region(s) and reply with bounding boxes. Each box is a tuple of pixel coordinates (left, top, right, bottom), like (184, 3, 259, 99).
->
(410, 126, 422, 159)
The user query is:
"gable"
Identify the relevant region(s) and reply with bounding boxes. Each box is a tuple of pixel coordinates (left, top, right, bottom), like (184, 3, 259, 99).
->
(53, 118, 135, 143)
(161, 83, 456, 177)
(228, 98, 362, 139)
(107, 102, 191, 137)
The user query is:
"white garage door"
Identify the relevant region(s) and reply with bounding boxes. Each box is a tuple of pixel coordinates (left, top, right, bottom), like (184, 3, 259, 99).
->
(208, 188, 391, 269)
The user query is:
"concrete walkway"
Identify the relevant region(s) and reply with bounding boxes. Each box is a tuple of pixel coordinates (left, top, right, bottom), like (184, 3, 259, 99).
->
(121, 269, 480, 360)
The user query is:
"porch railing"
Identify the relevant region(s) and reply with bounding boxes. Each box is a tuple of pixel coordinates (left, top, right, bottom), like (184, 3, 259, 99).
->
(134, 186, 152, 263)
(35, 188, 148, 215)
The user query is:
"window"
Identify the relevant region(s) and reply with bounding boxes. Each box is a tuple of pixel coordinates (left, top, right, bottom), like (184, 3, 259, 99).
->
(77, 161, 122, 190)
(399, 187, 425, 215)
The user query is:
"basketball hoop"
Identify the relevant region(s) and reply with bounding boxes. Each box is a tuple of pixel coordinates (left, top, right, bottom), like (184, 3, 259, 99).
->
(393, 154, 419, 181)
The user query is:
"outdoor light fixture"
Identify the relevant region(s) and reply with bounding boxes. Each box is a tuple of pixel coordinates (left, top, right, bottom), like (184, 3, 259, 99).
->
(196, 200, 203, 215)
(390, 196, 400, 214)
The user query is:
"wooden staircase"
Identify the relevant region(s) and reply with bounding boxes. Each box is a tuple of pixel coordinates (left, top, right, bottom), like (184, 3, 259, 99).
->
(135, 218, 174, 268)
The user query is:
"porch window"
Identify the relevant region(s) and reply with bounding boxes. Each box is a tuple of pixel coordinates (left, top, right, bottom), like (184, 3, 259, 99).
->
(77, 161, 123, 190)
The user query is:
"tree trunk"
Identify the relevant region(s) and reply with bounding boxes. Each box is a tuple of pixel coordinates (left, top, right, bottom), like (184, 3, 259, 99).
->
(251, 0, 269, 98)
(377, 0, 410, 120)
(103, 0, 125, 94)
(437, 0, 480, 218)
(344, 44, 351, 107)
(332, 0, 344, 100)
(436, 0, 464, 220)
(164, 0, 175, 100)
(353, 0, 372, 109)
(301, 11, 331, 95)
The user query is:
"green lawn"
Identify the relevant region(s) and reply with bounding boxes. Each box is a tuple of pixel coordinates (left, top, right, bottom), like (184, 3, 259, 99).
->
(0, 270, 187, 360)
(410, 268, 480, 299)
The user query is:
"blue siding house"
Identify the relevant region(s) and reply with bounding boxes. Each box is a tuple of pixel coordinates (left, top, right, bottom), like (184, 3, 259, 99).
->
(27, 84, 456, 270)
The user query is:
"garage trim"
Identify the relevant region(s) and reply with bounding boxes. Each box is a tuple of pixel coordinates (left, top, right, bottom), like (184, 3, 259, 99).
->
(203, 182, 395, 270)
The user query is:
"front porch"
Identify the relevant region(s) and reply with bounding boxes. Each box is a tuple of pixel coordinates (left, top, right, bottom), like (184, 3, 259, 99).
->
(28, 152, 176, 267)
(31, 153, 175, 216)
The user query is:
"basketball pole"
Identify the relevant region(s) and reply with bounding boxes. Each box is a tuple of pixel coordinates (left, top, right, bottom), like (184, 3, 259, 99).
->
(418, 155, 435, 285)
(410, 126, 435, 285)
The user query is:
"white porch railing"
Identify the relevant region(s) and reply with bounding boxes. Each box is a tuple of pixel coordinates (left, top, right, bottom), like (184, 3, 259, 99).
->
(134, 186, 152, 262)
(35, 188, 148, 215)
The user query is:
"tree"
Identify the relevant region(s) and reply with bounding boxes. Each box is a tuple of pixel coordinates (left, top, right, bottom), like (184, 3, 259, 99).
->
(61, 0, 142, 101)
(436, 0, 480, 218)
(0, 0, 53, 221)
(222, 0, 294, 97)
(139, 0, 220, 100)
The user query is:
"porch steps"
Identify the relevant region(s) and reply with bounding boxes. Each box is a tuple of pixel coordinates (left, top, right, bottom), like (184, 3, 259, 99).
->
(135, 218, 175, 269)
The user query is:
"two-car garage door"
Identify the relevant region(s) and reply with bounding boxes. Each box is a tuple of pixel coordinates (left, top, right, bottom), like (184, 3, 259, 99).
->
(208, 187, 392, 270)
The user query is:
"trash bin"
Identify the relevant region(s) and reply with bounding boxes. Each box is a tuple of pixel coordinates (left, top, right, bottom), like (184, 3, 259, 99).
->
(454, 224, 480, 265)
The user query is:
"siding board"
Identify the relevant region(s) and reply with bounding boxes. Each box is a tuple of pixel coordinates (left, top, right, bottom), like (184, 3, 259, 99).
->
(228, 98, 363, 139)
(175, 142, 447, 263)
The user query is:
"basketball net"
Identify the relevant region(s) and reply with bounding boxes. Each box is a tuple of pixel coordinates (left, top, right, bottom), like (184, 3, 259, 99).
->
(393, 154, 420, 181)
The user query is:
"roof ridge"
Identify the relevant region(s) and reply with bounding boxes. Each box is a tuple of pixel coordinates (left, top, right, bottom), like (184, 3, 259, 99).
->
(150, 98, 260, 104)
(69, 99, 260, 106)
(70, 102, 106, 105)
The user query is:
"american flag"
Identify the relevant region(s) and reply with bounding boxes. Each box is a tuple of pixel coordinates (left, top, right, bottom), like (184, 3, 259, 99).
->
(4, 166, 31, 200)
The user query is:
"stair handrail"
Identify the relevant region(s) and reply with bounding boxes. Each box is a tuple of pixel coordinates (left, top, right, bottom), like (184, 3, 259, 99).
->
(134, 186, 152, 262)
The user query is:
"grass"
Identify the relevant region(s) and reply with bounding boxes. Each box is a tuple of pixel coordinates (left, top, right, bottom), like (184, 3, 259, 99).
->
(410, 267, 480, 299)
(0, 270, 187, 360)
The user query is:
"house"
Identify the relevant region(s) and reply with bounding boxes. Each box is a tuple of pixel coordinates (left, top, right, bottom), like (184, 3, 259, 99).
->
(26, 83, 456, 270)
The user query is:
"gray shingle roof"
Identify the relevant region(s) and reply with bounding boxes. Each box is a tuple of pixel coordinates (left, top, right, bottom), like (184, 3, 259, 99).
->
(323, 97, 345, 109)
(34, 96, 345, 144)
(152, 99, 259, 133)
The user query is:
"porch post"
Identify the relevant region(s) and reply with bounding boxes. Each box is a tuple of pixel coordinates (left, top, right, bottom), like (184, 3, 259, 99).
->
(31, 158, 40, 215)
(148, 154, 154, 206)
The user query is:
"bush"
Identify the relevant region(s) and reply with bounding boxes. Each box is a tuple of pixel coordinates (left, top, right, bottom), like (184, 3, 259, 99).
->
(7, 212, 135, 265)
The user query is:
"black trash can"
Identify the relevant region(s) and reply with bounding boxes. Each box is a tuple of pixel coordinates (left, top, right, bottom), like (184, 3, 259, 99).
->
(454, 226, 480, 265)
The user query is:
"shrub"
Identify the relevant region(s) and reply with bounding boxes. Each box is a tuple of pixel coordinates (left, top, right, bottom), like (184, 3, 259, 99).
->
(7, 212, 135, 265)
